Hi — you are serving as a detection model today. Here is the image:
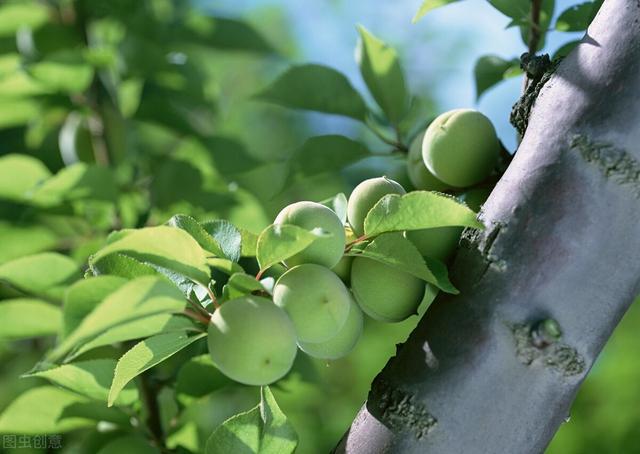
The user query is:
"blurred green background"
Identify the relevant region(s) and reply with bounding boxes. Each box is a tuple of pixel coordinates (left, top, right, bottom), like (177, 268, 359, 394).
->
(0, 0, 634, 453)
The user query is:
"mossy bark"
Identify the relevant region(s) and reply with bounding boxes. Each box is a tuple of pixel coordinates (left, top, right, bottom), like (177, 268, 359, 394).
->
(337, 0, 640, 452)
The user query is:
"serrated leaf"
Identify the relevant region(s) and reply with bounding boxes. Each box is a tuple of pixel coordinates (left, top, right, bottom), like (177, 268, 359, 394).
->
(205, 386, 297, 454)
(0, 2, 49, 37)
(167, 214, 229, 259)
(201, 219, 242, 263)
(348, 233, 457, 293)
(48, 277, 187, 362)
(0, 222, 58, 265)
(257, 64, 367, 121)
(355, 26, 408, 124)
(364, 191, 483, 237)
(63, 276, 128, 338)
(413, 0, 463, 23)
(222, 273, 266, 301)
(0, 299, 61, 339)
(259, 387, 298, 453)
(90, 226, 211, 284)
(0, 252, 79, 300)
(256, 224, 324, 271)
(175, 354, 232, 406)
(289, 135, 369, 181)
(474, 55, 520, 100)
(29, 359, 138, 406)
(90, 253, 161, 279)
(108, 331, 206, 406)
(319, 193, 348, 225)
(69, 314, 195, 361)
(0, 387, 94, 434)
(0, 154, 51, 202)
(555, 1, 599, 32)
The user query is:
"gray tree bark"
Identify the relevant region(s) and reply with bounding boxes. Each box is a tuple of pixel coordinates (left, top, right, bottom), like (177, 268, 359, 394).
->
(336, 0, 640, 452)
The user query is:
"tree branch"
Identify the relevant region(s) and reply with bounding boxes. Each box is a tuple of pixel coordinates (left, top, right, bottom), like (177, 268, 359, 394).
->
(336, 0, 640, 452)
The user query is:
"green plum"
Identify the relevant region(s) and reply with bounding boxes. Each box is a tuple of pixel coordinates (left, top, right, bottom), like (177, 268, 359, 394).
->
(460, 186, 492, 212)
(207, 296, 297, 386)
(299, 296, 363, 360)
(273, 264, 352, 343)
(331, 227, 356, 284)
(407, 131, 450, 191)
(347, 177, 406, 236)
(350, 257, 425, 323)
(274, 201, 345, 268)
(405, 226, 462, 262)
(422, 109, 499, 188)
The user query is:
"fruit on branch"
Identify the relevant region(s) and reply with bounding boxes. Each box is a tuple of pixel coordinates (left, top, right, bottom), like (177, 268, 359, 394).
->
(406, 131, 450, 192)
(299, 296, 364, 360)
(347, 177, 406, 236)
(207, 296, 297, 386)
(274, 201, 345, 268)
(273, 264, 352, 343)
(405, 225, 462, 262)
(351, 257, 425, 322)
(332, 227, 356, 284)
(422, 109, 499, 187)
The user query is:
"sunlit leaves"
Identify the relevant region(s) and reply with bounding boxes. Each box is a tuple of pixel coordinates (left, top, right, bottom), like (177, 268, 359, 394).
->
(256, 224, 325, 271)
(413, 0, 464, 23)
(257, 64, 368, 121)
(474, 55, 521, 100)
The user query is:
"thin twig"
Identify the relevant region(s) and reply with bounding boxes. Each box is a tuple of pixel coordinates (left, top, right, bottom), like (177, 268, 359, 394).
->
(528, 0, 544, 63)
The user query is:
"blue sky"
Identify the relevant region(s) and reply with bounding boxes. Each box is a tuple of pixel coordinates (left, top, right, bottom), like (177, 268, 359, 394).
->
(210, 0, 584, 151)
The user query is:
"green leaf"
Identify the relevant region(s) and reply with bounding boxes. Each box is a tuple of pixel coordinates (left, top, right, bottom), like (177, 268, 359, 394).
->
(241, 229, 259, 257)
(289, 135, 369, 180)
(29, 359, 138, 406)
(30, 163, 118, 206)
(0, 154, 51, 202)
(207, 257, 245, 276)
(89, 253, 161, 279)
(0, 222, 58, 265)
(175, 354, 233, 406)
(413, 0, 464, 23)
(0, 386, 94, 434)
(90, 226, 211, 284)
(27, 50, 94, 94)
(183, 13, 275, 54)
(0, 252, 79, 300)
(355, 26, 408, 124)
(223, 273, 266, 301)
(348, 233, 457, 293)
(49, 276, 187, 362)
(487, 0, 529, 22)
(259, 386, 298, 454)
(97, 435, 160, 454)
(0, 299, 61, 339)
(555, 1, 599, 31)
(167, 214, 230, 259)
(108, 331, 206, 406)
(0, 97, 41, 128)
(201, 219, 242, 263)
(518, 0, 555, 51)
(256, 224, 325, 271)
(206, 405, 261, 454)
(63, 276, 128, 338)
(0, 2, 49, 37)
(257, 64, 367, 121)
(320, 193, 348, 225)
(474, 55, 520, 100)
(363, 191, 484, 237)
(205, 386, 297, 454)
(553, 40, 581, 59)
(70, 314, 195, 361)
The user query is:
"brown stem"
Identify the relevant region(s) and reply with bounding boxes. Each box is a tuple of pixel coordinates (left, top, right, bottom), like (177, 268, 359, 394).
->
(138, 371, 165, 450)
(528, 0, 543, 62)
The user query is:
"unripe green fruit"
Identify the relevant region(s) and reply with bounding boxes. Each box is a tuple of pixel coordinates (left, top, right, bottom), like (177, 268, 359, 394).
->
(274, 201, 345, 268)
(331, 255, 353, 284)
(351, 257, 425, 322)
(207, 296, 297, 386)
(405, 227, 462, 262)
(407, 131, 450, 192)
(273, 264, 352, 343)
(422, 109, 499, 188)
(299, 296, 363, 360)
(460, 186, 492, 212)
(347, 177, 406, 236)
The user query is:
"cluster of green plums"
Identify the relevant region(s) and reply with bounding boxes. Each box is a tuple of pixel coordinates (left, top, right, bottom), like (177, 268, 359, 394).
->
(207, 108, 501, 386)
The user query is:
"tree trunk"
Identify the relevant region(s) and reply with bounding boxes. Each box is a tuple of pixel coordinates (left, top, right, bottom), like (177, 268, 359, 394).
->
(336, 0, 640, 452)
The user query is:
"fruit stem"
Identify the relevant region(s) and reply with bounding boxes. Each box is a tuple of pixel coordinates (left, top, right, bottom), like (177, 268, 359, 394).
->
(205, 286, 220, 310)
(184, 309, 211, 325)
(345, 235, 370, 252)
(256, 268, 266, 281)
